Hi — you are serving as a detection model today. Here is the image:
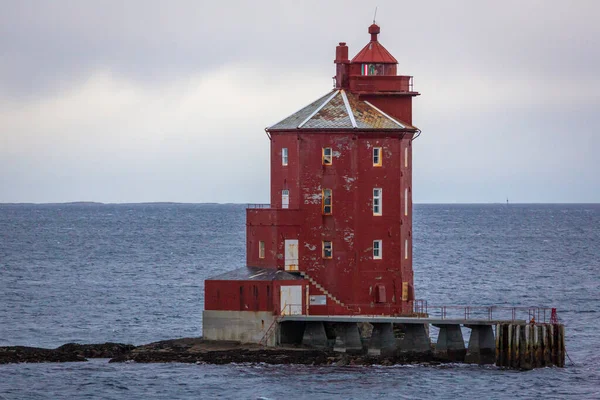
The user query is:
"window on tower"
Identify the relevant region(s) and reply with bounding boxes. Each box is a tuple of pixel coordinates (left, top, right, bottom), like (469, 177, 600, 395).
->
(404, 146, 408, 168)
(361, 64, 384, 76)
(282, 148, 288, 166)
(373, 147, 382, 166)
(322, 241, 332, 259)
(404, 188, 408, 216)
(322, 148, 332, 165)
(322, 189, 332, 215)
(259, 241, 265, 259)
(373, 188, 382, 215)
(373, 240, 382, 259)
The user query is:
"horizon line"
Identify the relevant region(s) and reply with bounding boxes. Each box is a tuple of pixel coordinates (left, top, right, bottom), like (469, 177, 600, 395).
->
(1, 201, 599, 206)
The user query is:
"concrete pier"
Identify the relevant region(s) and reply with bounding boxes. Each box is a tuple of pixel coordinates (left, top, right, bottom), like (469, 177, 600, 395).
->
(465, 325, 495, 364)
(398, 324, 431, 353)
(434, 324, 466, 362)
(368, 323, 396, 356)
(302, 322, 328, 349)
(275, 316, 566, 370)
(333, 323, 363, 353)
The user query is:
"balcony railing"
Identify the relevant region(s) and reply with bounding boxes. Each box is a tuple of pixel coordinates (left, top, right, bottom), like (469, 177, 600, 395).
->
(247, 203, 271, 209)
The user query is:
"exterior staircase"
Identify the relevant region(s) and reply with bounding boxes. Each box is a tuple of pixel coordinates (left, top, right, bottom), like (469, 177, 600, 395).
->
(298, 271, 359, 313)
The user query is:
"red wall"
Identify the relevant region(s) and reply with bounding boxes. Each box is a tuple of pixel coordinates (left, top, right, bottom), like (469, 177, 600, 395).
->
(246, 209, 301, 268)
(247, 130, 415, 315)
(205, 279, 307, 314)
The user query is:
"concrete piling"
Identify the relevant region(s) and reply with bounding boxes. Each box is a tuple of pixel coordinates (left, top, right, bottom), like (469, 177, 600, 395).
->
(333, 323, 363, 353)
(465, 325, 495, 364)
(398, 324, 431, 353)
(301, 322, 328, 349)
(368, 323, 396, 356)
(434, 324, 466, 362)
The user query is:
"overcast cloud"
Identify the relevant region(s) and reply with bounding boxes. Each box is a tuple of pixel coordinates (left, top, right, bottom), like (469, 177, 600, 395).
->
(1, 0, 599, 203)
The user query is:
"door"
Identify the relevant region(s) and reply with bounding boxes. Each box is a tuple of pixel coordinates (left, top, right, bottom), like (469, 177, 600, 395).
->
(284, 239, 298, 271)
(282, 189, 289, 209)
(280, 285, 302, 315)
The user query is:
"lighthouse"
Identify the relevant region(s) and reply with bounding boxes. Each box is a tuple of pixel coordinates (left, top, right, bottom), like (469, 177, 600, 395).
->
(204, 23, 420, 344)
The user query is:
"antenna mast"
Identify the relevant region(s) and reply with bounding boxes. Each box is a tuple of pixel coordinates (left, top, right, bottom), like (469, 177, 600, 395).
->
(373, 6, 378, 23)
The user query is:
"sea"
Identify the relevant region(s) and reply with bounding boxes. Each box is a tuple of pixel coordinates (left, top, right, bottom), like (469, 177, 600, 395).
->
(0, 203, 599, 399)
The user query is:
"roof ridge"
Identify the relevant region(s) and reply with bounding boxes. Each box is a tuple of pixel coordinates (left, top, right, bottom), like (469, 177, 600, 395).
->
(340, 90, 357, 129)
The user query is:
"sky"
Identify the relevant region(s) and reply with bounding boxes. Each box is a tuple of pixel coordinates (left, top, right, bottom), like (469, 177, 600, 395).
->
(1, 0, 599, 203)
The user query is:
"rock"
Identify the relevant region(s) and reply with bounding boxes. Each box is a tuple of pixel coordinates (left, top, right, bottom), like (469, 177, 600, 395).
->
(0, 346, 86, 364)
(55, 342, 135, 358)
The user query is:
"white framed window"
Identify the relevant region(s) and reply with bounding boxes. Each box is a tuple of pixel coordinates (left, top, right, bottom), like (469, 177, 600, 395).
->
(322, 189, 332, 215)
(259, 241, 265, 259)
(282, 148, 288, 166)
(282, 189, 289, 209)
(322, 241, 332, 259)
(404, 146, 408, 168)
(373, 188, 382, 215)
(405, 239, 408, 260)
(404, 188, 408, 216)
(322, 148, 332, 165)
(373, 147, 382, 166)
(373, 240, 382, 259)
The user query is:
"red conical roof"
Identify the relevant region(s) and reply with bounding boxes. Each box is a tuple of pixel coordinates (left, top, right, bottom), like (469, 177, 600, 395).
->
(351, 24, 398, 64)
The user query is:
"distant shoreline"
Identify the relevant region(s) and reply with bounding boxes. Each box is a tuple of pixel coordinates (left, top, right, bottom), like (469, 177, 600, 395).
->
(1, 202, 599, 206)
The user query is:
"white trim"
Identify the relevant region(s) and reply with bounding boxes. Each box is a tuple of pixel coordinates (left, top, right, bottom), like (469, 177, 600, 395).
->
(364, 101, 405, 128)
(373, 188, 382, 215)
(340, 90, 357, 129)
(298, 91, 339, 128)
(373, 240, 382, 259)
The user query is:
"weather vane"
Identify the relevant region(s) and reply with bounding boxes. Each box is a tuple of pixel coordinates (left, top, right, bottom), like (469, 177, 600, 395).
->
(373, 6, 378, 24)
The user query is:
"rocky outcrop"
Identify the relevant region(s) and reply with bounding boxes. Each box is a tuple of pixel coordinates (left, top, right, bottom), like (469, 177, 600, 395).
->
(108, 337, 439, 365)
(55, 342, 135, 359)
(1, 338, 439, 366)
(0, 346, 86, 364)
(0, 342, 134, 364)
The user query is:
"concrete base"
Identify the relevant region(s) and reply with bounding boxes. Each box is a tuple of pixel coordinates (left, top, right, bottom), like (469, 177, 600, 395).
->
(203, 310, 276, 346)
(368, 323, 396, 356)
(302, 322, 328, 349)
(434, 324, 466, 362)
(465, 325, 495, 364)
(398, 324, 431, 353)
(333, 323, 363, 353)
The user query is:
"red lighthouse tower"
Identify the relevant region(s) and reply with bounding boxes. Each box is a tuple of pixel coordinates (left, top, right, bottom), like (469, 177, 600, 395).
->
(204, 24, 420, 343)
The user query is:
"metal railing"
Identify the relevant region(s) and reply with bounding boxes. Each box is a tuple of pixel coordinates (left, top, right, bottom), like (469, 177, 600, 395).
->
(247, 203, 271, 209)
(280, 303, 303, 316)
(415, 304, 556, 324)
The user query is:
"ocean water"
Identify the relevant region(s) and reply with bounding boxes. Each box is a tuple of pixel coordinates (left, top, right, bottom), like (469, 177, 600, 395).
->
(0, 203, 599, 399)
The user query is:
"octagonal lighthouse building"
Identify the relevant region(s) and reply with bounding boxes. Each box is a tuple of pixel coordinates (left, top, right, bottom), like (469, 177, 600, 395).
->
(204, 24, 421, 345)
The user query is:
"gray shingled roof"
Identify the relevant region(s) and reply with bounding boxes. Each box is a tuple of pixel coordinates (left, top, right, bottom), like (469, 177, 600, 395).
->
(268, 90, 413, 131)
(207, 266, 303, 281)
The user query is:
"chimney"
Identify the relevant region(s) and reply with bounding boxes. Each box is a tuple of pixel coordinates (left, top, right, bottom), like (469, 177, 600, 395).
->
(334, 42, 349, 89)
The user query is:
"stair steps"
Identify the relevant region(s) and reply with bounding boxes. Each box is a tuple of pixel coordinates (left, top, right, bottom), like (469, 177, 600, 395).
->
(298, 271, 347, 308)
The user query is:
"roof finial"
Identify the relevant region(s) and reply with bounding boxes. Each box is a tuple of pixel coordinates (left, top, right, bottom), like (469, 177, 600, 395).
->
(373, 6, 378, 24)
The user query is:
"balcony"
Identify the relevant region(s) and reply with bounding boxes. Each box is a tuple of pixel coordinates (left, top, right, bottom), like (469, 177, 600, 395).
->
(349, 75, 415, 94)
